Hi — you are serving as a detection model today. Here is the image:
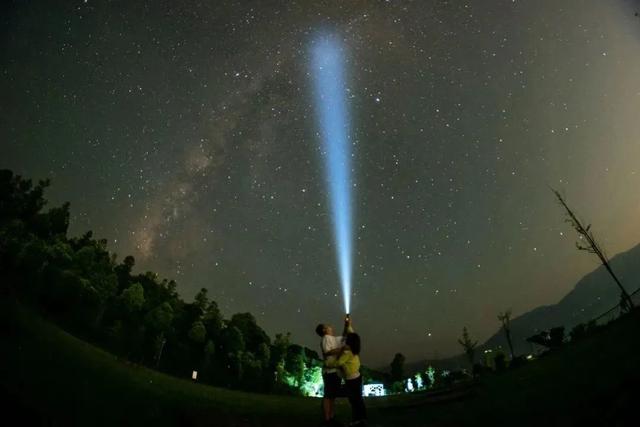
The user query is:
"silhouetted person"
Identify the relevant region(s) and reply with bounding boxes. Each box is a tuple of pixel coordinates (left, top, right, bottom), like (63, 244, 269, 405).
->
(325, 332, 367, 426)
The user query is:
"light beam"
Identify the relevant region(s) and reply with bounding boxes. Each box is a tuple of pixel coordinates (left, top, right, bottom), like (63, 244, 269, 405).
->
(310, 34, 353, 314)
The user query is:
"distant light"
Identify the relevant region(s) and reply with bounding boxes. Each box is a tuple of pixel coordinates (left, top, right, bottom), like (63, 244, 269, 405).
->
(405, 378, 414, 392)
(526, 354, 533, 360)
(192, 370, 198, 380)
(364, 383, 385, 397)
(414, 373, 424, 389)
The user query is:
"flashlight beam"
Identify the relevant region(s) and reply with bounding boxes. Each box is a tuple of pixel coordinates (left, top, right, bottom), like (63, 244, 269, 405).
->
(311, 34, 353, 313)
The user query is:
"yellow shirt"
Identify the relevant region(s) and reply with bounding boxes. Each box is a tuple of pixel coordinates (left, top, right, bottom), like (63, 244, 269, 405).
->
(326, 349, 360, 380)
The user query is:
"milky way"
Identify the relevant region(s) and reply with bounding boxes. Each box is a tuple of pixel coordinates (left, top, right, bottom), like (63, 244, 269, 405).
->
(3, 0, 640, 365)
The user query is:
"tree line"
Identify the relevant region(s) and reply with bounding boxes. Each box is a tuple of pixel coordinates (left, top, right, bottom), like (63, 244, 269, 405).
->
(0, 169, 320, 394)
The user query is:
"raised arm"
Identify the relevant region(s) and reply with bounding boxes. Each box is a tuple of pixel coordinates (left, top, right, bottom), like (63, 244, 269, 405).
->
(342, 315, 354, 336)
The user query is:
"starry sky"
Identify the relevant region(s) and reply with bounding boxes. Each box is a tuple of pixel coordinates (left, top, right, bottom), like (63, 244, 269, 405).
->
(3, 0, 640, 367)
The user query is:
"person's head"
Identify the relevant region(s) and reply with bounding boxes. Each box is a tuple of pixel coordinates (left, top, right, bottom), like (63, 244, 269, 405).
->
(345, 333, 361, 355)
(315, 323, 334, 337)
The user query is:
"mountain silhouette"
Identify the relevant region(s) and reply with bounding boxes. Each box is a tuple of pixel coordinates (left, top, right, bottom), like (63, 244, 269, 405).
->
(407, 242, 640, 372)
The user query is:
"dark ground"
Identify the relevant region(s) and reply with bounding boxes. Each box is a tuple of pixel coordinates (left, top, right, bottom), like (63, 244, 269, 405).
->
(1, 297, 638, 426)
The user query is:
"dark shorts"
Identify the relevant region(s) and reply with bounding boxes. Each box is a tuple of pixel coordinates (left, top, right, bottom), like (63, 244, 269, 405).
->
(322, 372, 342, 398)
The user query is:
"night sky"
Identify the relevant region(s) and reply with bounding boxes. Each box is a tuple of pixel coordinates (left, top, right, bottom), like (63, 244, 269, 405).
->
(3, 0, 640, 366)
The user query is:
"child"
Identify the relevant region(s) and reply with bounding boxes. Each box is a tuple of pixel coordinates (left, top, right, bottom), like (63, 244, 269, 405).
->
(325, 332, 367, 426)
(316, 316, 353, 425)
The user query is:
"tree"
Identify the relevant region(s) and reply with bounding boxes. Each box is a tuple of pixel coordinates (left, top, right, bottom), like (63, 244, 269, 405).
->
(497, 310, 515, 359)
(166, 280, 178, 298)
(32, 202, 70, 238)
(74, 244, 118, 327)
(552, 188, 634, 311)
(113, 282, 145, 359)
(285, 345, 307, 387)
(270, 332, 291, 386)
(228, 312, 270, 353)
(221, 326, 245, 354)
(299, 363, 323, 396)
(15, 238, 51, 292)
(390, 353, 405, 382)
(188, 320, 207, 344)
(120, 282, 144, 312)
(239, 351, 263, 389)
(204, 340, 216, 361)
(202, 339, 216, 379)
(145, 302, 174, 367)
(425, 365, 436, 388)
(0, 170, 49, 225)
(257, 342, 271, 368)
(271, 332, 291, 363)
(457, 327, 478, 367)
(203, 300, 223, 340)
(194, 288, 209, 315)
(414, 372, 424, 389)
(146, 302, 174, 333)
(114, 255, 135, 292)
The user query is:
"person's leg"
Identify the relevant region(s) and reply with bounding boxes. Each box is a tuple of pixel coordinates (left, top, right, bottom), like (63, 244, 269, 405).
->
(322, 397, 332, 421)
(346, 377, 366, 423)
(355, 394, 367, 422)
(355, 376, 366, 421)
(345, 379, 357, 422)
(329, 398, 336, 420)
(335, 378, 347, 419)
(321, 373, 331, 421)
(323, 373, 339, 422)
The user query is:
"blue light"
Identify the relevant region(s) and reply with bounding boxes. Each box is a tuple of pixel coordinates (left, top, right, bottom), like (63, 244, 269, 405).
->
(310, 34, 353, 313)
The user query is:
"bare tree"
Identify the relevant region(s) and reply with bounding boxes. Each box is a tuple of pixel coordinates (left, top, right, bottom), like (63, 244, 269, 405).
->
(457, 327, 478, 367)
(390, 353, 406, 383)
(497, 310, 515, 359)
(551, 188, 634, 312)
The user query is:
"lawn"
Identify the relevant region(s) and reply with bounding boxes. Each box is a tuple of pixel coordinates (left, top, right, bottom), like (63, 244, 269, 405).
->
(1, 297, 638, 426)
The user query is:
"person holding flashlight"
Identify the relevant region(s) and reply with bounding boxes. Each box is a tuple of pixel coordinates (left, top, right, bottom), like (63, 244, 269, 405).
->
(315, 314, 353, 426)
(325, 331, 366, 426)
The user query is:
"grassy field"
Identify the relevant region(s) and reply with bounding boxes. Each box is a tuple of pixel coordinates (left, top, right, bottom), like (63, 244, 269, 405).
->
(1, 297, 638, 426)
